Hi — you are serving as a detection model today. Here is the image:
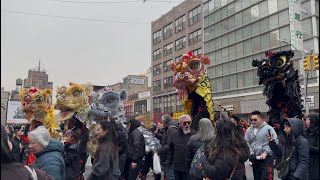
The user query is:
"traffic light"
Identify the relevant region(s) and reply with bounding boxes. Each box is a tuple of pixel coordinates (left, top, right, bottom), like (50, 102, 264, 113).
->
(303, 55, 312, 71)
(313, 54, 319, 70)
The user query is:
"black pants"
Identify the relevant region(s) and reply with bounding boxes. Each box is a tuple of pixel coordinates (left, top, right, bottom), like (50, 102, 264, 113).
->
(139, 152, 161, 180)
(123, 158, 143, 180)
(174, 170, 188, 180)
(252, 156, 274, 180)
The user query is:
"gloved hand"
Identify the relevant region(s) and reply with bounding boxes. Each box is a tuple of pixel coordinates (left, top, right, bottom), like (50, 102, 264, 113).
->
(249, 154, 255, 162)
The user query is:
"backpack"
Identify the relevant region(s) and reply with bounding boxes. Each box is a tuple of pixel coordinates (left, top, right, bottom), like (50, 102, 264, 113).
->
(189, 144, 206, 178)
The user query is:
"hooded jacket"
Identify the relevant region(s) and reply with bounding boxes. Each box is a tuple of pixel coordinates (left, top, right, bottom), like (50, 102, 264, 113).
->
(304, 113, 319, 180)
(127, 119, 145, 162)
(269, 118, 309, 180)
(33, 139, 65, 180)
(64, 141, 80, 180)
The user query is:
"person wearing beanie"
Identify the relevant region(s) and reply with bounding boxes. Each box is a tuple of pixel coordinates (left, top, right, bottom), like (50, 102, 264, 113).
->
(28, 127, 65, 180)
(304, 113, 319, 180)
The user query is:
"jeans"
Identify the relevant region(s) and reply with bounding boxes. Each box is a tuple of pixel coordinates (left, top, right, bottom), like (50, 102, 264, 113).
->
(166, 163, 175, 180)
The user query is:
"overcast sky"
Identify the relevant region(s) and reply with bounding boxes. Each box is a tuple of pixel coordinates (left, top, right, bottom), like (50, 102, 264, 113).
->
(1, 0, 182, 91)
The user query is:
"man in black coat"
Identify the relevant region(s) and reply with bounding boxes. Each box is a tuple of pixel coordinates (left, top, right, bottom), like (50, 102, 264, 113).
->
(124, 118, 145, 180)
(168, 114, 196, 180)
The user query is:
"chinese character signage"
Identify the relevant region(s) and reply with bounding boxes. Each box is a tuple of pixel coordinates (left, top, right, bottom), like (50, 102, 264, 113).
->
(288, 0, 303, 51)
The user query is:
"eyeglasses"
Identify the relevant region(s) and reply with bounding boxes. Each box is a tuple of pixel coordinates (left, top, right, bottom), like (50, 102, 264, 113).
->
(182, 121, 191, 125)
(251, 118, 258, 122)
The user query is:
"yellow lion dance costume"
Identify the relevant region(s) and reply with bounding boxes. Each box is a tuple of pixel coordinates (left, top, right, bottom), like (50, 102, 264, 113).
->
(19, 87, 60, 138)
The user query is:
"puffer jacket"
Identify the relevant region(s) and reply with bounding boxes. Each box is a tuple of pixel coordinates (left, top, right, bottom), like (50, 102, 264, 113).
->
(269, 118, 309, 180)
(127, 119, 145, 162)
(33, 139, 65, 180)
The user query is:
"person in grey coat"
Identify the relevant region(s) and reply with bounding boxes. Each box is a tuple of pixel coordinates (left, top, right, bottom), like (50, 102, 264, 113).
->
(268, 118, 309, 180)
(88, 120, 120, 180)
(186, 118, 215, 180)
(28, 127, 65, 180)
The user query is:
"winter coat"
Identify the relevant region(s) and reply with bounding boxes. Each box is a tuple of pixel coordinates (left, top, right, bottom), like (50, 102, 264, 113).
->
(186, 134, 210, 171)
(1, 162, 55, 180)
(167, 128, 196, 172)
(87, 139, 121, 180)
(157, 121, 178, 163)
(202, 140, 250, 180)
(245, 121, 278, 156)
(11, 136, 21, 162)
(33, 139, 65, 180)
(269, 118, 309, 180)
(64, 141, 81, 180)
(304, 113, 319, 180)
(127, 119, 145, 162)
(114, 122, 128, 173)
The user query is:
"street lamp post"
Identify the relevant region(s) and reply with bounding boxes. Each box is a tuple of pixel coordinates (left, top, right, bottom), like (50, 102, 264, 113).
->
(281, 40, 309, 114)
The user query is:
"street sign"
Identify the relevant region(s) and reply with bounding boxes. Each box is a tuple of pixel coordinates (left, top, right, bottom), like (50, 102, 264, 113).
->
(288, 0, 303, 52)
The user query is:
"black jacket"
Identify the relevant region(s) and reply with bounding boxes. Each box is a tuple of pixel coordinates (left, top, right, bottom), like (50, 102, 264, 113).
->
(186, 135, 210, 171)
(127, 119, 145, 162)
(11, 136, 21, 162)
(269, 118, 309, 180)
(64, 142, 80, 180)
(303, 113, 319, 180)
(202, 140, 250, 179)
(157, 121, 178, 161)
(168, 128, 196, 172)
(88, 140, 120, 180)
(114, 122, 128, 173)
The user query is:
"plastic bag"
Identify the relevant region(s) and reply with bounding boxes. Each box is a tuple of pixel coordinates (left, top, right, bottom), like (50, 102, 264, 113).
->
(153, 152, 162, 174)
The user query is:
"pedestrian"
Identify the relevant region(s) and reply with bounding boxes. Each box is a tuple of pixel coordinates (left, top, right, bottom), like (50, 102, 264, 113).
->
(28, 127, 65, 180)
(268, 118, 309, 180)
(156, 114, 178, 180)
(230, 115, 246, 137)
(63, 129, 81, 180)
(168, 114, 196, 180)
(245, 110, 278, 180)
(11, 124, 23, 162)
(186, 118, 215, 180)
(110, 118, 128, 179)
(1, 125, 55, 180)
(87, 120, 121, 180)
(124, 117, 145, 180)
(303, 113, 319, 180)
(202, 119, 250, 180)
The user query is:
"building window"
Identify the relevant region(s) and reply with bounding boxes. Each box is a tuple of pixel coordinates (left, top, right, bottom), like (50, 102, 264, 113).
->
(163, 76, 173, 89)
(192, 48, 202, 56)
(175, 15, 186, 33)
(153, 48, 162, 61)
(163, 43, 173, 56)
(134, 100, 147, 115)
(153, 64, 161, 76)
(153, 30, 161, 45)
(175, 36, 186, 51)
(176, 94, 183, 112)
(175, 55, 182, 62)
(153, 97, 161, 113)
(189, 6, 201, 26)
(164, 95, 174, 112)
(189, 29, 202, 45)
(153, 80, 161, 92)
(163, 23, 173, 39)
(163, 59, 173, 72)
(124, 105, 133, 116)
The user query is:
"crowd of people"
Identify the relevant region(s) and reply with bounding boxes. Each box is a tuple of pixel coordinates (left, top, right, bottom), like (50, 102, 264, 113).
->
(1, 111, 319, 180)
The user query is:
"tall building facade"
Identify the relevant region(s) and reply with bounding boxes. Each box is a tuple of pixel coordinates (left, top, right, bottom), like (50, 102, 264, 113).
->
(203, 0, 319, 121)
(1, 89, 10, 125)
(24, 63, 53, 90)
(151, 0, 203, 123)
